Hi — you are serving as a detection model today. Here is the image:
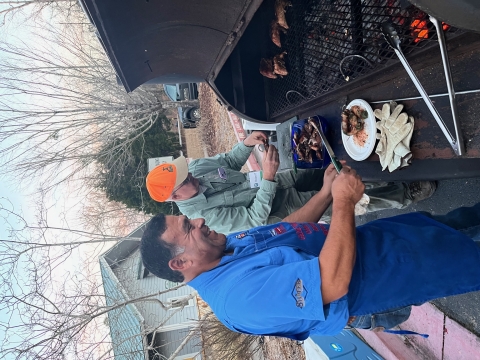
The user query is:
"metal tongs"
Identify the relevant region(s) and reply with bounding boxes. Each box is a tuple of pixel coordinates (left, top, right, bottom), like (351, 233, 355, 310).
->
(381, 21, 464, 155)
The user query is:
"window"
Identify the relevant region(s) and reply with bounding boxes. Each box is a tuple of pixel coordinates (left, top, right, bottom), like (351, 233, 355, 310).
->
(167, 295, 194, 310)
(137, 256, 152, 279)
(164, 280, 181, 290)
(173, 354, 201, 360)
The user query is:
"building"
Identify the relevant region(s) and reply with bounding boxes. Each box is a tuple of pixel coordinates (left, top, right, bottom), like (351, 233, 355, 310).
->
(100, 224, 202, 360)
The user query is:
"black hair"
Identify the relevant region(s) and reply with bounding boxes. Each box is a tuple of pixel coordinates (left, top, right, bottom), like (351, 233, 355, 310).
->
(140, 214, 185, 282)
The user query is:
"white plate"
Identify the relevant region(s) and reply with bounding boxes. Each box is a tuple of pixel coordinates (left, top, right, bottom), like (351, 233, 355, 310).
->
(341, 99, 376, 161)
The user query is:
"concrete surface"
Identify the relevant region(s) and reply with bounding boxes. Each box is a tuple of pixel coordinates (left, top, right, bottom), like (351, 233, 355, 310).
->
(358, 302, 480, 360)
(357, 177, 480, 338)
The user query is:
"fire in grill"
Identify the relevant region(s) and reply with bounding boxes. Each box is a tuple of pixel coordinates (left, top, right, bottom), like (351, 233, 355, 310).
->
(262, 0, 461, 118)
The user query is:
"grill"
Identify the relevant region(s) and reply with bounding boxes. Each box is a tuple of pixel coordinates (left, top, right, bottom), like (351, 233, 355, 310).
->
(263, 0, 462, 118)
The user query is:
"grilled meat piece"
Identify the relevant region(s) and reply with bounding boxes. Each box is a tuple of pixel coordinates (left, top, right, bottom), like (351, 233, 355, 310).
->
(273, 51, 288, 76)
(270, 20, 287, 47)
(305, 150, 314, 163)
(293, 118, 324, 163)
(297, 144, 307, 161)
(313, 131, 321, 145)
(350, 105, 368, 120)
(341, 109, 364, 136)
(275, 0, 291, 29)
(303, 122, 313, 135)
(259, 58, 277, 79)
(298, 133, 308, 145)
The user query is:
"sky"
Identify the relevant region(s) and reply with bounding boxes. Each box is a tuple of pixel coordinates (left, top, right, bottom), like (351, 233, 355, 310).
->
(0, 4, 157, 358)
(0, 6, 105, 358)
(0, 182, 33, 358)
(0, 9, 36, 356)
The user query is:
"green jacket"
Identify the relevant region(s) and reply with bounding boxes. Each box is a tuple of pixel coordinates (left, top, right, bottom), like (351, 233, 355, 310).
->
(175, 142, 412, 234)
(176, 142, 285, 234)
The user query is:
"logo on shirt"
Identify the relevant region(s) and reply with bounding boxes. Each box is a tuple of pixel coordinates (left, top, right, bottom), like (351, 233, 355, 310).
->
(330, 343, 343, 352)
(218, 167, 228, 180)
(275, 224, 287, 234)
(291, 223, 306, 240)
(269, 225, 286, 237)
(235, 232, 247, 239)
(292, 278, 308, 308)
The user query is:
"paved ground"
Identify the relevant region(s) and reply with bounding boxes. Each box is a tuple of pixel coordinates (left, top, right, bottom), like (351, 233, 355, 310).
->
(357, 177, 480, 338)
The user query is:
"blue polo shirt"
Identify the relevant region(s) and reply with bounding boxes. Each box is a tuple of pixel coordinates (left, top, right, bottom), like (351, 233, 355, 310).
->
(189, 214, 480, 340)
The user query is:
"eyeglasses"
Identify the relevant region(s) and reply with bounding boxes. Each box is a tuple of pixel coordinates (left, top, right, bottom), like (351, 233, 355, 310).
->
(171, 174, 192, 197)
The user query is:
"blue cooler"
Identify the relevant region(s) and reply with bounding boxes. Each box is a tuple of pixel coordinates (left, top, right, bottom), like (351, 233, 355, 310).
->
(305, 330, 383, 360)
(291, 115, 331, 169)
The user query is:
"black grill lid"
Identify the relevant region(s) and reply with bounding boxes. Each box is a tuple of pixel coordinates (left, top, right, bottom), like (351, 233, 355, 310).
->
(79, 0, 261, 92)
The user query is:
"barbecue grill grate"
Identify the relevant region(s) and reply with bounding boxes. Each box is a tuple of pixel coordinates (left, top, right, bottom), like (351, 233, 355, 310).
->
(264, 0, 462, 118)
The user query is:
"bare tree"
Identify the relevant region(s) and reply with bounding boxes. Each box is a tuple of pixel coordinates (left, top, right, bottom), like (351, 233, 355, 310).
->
(0, 193, 205, 360)
(1, 189, 256, 360)
(0, 0, 78, 26)
(0, 3, 229, 360)
(0, 3, 189, 196)
(194, 310, 263, 360)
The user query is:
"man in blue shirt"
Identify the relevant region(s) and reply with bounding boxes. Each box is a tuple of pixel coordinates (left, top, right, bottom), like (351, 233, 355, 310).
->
(140, 163, 480, 339)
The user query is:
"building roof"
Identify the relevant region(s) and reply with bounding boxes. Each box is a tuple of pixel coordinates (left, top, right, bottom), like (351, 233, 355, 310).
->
(100, 258, 146, 360)
(99, 223, 150, 360)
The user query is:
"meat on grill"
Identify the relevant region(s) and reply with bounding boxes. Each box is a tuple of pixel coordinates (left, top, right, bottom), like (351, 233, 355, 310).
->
(259, 52, 288, 78)
(270, 20, 287, 47)
(275, 0, 291, 29)
(293, 119, 323, 163)
(259, 58, 277, 79)
(273, 51, 288, 76)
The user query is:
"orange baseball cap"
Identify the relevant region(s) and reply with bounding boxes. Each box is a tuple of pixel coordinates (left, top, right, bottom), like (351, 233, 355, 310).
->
(146, 156, 188, 202)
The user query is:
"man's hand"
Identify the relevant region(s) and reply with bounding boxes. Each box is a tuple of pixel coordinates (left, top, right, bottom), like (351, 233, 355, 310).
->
(244, 131, 268, 147)
(321, 160, 347, 195)
(331, 166, 365, 206)
(262, 145, 279, 181)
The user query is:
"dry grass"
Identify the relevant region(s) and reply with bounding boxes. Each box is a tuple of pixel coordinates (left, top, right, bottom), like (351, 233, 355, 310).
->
(197, 83, 239, 156)
(262, 337, 306, 360)
(182, 127, 207, 159)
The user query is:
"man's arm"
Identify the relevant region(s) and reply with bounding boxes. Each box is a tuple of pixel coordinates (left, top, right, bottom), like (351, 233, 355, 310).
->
(200, 146, 280, 234)
(282, 189, 332, 223)
(282, 162, 341, 223)
(319, 167, 364, 304)
(221, 131, 268, 171)
(197, 179, 278, 234)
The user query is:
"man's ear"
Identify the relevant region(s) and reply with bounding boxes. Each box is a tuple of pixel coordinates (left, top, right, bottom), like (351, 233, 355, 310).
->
(169, 256, 191, 271)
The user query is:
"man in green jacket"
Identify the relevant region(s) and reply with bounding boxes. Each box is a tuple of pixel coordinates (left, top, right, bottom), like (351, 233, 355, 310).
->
(146, 131, 435, 234)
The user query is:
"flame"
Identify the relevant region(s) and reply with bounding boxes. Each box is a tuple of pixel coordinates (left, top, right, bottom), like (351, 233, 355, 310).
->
(410, 18, 429, 43)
